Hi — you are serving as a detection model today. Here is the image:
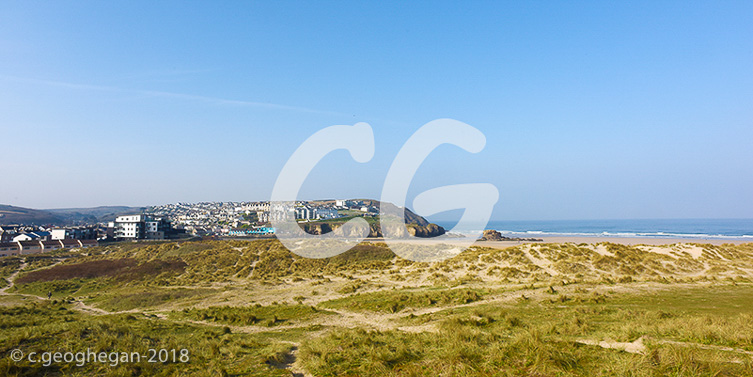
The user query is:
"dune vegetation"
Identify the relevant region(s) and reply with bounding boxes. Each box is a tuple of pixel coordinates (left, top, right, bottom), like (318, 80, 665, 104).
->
(1, 239, 752, 376)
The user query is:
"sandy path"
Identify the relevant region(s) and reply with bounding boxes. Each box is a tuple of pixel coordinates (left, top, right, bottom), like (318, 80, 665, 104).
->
(0, 260, 428, 336)
(0, 258, 68, 301)
(0, 260, 28, 294)
(577, 336, 647, 354)
(70, 300, 140, 315)
(653, 338, 753, 356)
(0, 259, 55, 302)
(0, 258, 149, 317)
(577, 335, 753, 360)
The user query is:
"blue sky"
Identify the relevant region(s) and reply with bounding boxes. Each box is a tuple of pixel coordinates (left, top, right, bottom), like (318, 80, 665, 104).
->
(1, 1, 751, 220)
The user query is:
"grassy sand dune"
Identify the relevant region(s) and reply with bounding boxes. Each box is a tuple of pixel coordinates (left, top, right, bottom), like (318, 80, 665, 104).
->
(1, 239, 752, 376)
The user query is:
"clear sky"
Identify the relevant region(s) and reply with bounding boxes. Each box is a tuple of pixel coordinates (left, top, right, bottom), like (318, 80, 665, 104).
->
(1, 1, 751, 220)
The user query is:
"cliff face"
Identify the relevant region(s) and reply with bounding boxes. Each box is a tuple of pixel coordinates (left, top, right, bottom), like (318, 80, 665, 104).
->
(301, 220, 445, 238)
(406, 223, 445, 237)
(297, 200, 445, 238)
(302, 222, 334, 235)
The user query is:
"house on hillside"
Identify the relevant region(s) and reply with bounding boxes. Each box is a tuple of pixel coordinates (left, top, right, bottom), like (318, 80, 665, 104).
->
(0, 226, 19, 243)
(51, 227, 97, 240)
(12, 231, 51, 242)
(12, 233, 38, 242)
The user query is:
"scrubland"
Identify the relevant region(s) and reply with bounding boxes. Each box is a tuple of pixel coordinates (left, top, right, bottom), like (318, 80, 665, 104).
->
(2, 240, 752, 376)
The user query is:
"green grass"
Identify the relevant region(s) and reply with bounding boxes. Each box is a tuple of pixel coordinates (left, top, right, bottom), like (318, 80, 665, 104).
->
(320, 287, 489, 313)
(13, 278, 90, 298)
(0, 257, 23, 286)
(302, 284, 753, 376)
(0, 301, 302, 377)
(21, 255, 61, 271)
(401, 284, 753, 348)
(171, 303, 333, 327)
(86, 287, 218, 312)
(606, 284, 753, 317)
(13, 277, 218, 311)
(3, 240, 753, 376)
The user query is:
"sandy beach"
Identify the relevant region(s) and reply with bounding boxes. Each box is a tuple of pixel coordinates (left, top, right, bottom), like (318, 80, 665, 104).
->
(478, 236, 750, 247)
(367, 236, 751, 248)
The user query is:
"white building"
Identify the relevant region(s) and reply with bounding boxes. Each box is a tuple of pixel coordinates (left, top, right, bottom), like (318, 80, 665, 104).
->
(270, 203, 294, 222)
(50, 227, 97, 240)
(51, 229, 68, 240)
(12, 231, 50, 242)
(12, 234, 36, 242)
(316, 208, 340, 219)
(247, 202, 270, 212)
(113, 215, 171, 240)
(114, 215, 144, 239)
(295, 206, 316, 220)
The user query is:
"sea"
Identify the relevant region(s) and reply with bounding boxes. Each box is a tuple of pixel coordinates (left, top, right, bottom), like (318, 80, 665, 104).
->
(434, 219, 753, 240)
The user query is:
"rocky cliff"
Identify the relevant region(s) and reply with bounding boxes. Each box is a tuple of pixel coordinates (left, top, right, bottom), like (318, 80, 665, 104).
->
(477, 229, 542, 242)
(301, 220, 446, 238)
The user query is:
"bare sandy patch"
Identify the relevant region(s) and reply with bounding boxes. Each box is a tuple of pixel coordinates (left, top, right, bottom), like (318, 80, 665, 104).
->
(577, 336, 646, 354)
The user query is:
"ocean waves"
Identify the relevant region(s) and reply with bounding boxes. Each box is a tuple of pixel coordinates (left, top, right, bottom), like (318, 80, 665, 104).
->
(435, 219, 753, 240)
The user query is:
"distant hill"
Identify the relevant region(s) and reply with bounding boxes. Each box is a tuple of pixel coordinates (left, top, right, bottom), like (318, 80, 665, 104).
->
(0, 205, 65, 225)
(45, 206, 144, 223)
(0, 205, 143, 225)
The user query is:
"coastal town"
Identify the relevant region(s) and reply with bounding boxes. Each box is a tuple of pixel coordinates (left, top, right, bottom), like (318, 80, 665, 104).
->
(0, 199, 381, 257)
(145, 199, 377, 237)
